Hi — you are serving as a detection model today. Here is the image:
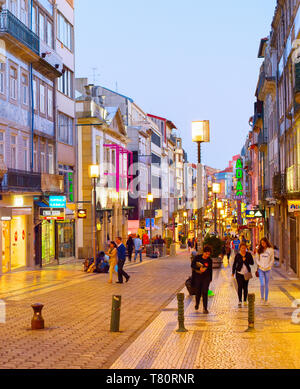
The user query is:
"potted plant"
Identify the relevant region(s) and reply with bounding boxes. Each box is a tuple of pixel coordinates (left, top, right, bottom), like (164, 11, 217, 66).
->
(180, 236, 187, 249)
(203, 234, 224, 268)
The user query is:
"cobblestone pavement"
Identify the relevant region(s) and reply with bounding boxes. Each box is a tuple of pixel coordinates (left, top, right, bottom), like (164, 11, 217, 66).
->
(110, 262, 300, 369)
(0, 252, 190, 369)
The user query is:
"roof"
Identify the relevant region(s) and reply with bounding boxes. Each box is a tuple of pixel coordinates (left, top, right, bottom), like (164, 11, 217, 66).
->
(147, 113, 167, 122)
(99, 85, 134, 103)
(104, 107, 119, 124)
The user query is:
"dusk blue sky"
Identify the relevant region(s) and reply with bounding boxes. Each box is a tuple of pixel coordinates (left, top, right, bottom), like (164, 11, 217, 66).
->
(75, 0, 276, 170)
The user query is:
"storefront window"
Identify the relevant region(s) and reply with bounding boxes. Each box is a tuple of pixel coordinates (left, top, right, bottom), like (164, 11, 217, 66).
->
(10, 216, 27, 270)
(2, 221, 10, 273)
(42, 220, 55, 265)
(58, 221, 75, 258)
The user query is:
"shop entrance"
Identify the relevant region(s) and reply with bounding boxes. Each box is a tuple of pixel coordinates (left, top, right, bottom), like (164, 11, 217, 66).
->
(290, 217, 297, 274)
(11, 216, 27, 270)
(42, 220, 55, 265)
(1, 221, 10, 273)
(57, 220, 75, 258)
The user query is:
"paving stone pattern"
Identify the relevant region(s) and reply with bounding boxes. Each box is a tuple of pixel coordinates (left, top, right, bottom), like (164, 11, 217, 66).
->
(0, 253, 190, 369)
(111, 262, 300, 369)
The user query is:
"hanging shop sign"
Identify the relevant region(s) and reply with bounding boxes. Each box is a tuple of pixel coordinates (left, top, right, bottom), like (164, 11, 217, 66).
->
(77, 209, 87, 219)
(288, 200, 300, 212)
(235, 159, 244, 199)
(247, 221, 257, 228)
(40, 208, 65, 221)
(245, 210, 265, 219)
(49, 196, 66, 208)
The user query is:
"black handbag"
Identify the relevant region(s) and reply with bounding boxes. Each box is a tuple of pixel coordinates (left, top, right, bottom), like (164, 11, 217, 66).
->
(185, 276, 196, 296)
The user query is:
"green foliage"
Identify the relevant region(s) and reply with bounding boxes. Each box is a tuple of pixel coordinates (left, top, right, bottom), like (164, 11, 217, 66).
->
(203, 234, 223, 258)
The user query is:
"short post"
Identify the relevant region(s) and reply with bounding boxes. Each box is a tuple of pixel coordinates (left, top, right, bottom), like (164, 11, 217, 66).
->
(110, 295, 121, 332)
(176, 293, 188, 333)
(247, 293, 255, 331)
(31, 303, 44, 330)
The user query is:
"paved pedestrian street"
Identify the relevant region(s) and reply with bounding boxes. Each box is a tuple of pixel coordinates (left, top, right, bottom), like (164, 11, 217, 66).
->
(1, 253, 300, 369)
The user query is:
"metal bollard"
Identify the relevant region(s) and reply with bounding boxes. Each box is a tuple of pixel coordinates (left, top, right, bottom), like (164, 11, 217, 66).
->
(110, 295, 121, 332)
(247, 293, 255, 331)
(31, 303, 45, 330)
(176, 293, 188, 333)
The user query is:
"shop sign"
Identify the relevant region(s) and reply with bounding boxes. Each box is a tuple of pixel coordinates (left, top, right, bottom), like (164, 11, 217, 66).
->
(245, 210, 264, 218)
(0, 207, 12, 221)
(288, 200, 300, 213)
(49, 196, 66, 208)
(155, 209, 163, 218)
(235, 159, 244, 198)
(77, 209, 87, 219)
(40, 208, 65, 221)
(146, 218, 154, 228)
(248, 221, 257, 228)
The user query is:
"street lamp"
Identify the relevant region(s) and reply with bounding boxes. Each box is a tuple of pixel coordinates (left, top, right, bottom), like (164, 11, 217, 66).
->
(212, 183, 221, 235)
(89, 164, 100, 262)
(192, 120, 210, 251)
(147, 192, 154, 243)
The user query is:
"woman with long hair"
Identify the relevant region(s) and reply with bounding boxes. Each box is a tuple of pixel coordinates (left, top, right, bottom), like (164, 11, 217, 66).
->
(106, 241, 118, 284)
(255, 237, 274, 305)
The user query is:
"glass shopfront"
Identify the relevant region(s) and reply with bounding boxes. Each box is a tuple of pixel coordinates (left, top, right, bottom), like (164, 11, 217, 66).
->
(2, 221, 10, 273)
(57, 220, 75, 258)
(10, 215, 27, 270)
(41, 220, 55, 265)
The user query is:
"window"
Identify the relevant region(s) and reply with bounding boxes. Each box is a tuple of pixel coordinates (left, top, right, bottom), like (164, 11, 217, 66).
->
(59, 165, 74, 202)
(57, 12, 73, 51)
(151, 132, 161, 147)
(23, 137, 29, 171)
(10, 135, 17, 169)
(46, 20, 53, 48)
(32, 6, 37, 34)
(0, 63, 5, 96)
(39, 13, 45, 42)
(40, 142, 46, 172)
(151, 153, 161, 165)
(20, 0, 28, 25)
(40, 83, 46, 114)
(33, 78, 38, 111)
(48, 144, 54, 174)
(47, 87, 53, 118)
(33, 139, 38, 172)
(9, 0, 17, 16)
(58, 113, 73, 145)
(0, 132, 4, 157)
(9, 65, 18, 101)
(58, 68, 73, 98)
(21, 72, 29, 106)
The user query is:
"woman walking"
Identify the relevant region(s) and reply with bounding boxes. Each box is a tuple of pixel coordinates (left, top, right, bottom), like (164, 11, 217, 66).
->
(232, 242, 254, 307)
(126, 235, 134, 262)
(106, 241, 118, 284)
(191, 245, 213, 314)
(255, 237, 274, 305)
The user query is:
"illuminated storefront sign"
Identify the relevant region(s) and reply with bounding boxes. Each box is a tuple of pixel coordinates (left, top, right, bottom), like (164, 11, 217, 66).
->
(288, 200, 300, 212)
(40, 208, 65, 221)
(49, 196, 66, 208)
(235, 159, 244, 197)
(245, 210, 264, 219)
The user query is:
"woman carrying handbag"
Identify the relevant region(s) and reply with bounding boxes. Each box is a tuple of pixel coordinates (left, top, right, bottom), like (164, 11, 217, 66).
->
(254, 237, 274, 305)
(232, 242, 254, 307)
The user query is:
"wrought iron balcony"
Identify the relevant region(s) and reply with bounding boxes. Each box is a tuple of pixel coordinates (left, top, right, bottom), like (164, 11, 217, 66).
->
(41, 173, 64, 194)
(286, 165, 300, 194)
(272, 172, 286, 198)
(0, 169, 41, 192)
(258, 130, 268, 150)
(0, 10, 39, 56)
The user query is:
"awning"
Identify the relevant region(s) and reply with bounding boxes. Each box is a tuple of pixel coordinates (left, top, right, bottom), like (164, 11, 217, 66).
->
(34, 201, 49, 208)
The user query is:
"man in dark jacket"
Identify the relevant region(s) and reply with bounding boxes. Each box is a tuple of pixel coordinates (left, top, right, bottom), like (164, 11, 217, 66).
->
(126, 235, 134, 262)
(116, 237, 130, 284)
(191, 245, 213, 314)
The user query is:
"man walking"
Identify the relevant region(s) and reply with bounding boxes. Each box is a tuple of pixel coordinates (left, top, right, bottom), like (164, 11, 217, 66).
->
(134, 235, 143, 262)
(116, 237, 130, 284)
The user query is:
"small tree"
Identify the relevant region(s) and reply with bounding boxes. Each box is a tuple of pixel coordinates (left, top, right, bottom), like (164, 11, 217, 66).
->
(203, 234, 223, 258)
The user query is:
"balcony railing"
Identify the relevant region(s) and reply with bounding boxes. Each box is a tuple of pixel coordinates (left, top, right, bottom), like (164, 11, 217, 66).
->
(258, 130, 268, 148)
(0, 10, 39, 55)
(0, 169, 41, 192)
(273, 172, 286, 198)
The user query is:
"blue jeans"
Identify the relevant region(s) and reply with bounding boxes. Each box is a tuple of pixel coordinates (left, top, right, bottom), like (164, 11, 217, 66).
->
(134, 249, 142, 262)
(258, 269, 271, 301)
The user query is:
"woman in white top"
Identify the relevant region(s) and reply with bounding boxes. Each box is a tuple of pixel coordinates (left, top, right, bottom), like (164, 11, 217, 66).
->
(255, 237, 274, 304)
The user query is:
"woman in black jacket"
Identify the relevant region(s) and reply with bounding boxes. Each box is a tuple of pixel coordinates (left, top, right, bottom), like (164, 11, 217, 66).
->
(126, 235, 134, 262)
(191, 245, 213, 314)
(232, 242, 254, 307)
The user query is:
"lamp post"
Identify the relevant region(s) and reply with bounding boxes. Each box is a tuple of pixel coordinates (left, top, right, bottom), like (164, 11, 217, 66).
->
(89, 164, 100, 262)
(147, 192, 154, 243)
(192, 120, 210, 251)
(212, 183, 221, 235)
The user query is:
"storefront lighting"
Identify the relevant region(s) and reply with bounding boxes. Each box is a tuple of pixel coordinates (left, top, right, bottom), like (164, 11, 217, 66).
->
(14, 196, 24, 207)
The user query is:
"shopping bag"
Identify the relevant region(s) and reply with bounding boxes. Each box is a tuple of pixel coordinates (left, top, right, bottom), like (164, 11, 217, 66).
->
(232, 276, 238, 292)
(208, 290, 215, 297)
(223, 256, 229, 268)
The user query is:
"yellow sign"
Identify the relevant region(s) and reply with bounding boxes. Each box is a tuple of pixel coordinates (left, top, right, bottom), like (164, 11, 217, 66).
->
(288, 200, 300, 212)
